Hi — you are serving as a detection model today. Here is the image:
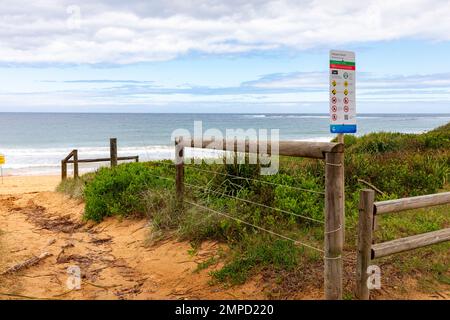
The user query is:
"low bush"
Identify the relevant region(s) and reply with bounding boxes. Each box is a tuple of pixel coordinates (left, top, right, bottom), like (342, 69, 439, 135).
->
(83, 162, 173, 222)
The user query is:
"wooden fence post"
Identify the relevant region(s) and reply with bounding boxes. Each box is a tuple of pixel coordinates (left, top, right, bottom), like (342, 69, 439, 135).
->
(175, 138, 184, 207)
(73, 149, 79, 179)
(61, 160, 67, 180)
(110, 138, 117, 167)
(324, 150, 344, 300)
(356, 189, 374, 300)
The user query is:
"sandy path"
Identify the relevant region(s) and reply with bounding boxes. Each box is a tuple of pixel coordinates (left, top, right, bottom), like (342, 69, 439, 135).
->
(0, 190, 264, 300)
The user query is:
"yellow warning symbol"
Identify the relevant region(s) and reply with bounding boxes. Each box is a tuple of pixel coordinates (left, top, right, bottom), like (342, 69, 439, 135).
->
(332, 89, 337, 95)
(0, 154, 5, 165)
(332, 80, 336, 87)
(344, 81, 348, 87)
(344, 89, 348, 95)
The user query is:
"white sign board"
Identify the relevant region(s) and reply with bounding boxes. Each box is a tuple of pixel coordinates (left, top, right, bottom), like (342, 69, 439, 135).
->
(329, 50, 356, 133)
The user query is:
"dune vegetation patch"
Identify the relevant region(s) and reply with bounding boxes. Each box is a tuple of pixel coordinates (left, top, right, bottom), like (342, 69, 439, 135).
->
(57, 123, 450, 297)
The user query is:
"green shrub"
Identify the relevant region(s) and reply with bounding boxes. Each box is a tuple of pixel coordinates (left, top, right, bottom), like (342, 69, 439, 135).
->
(345, 151, 449, 199)
(345, 123, 450, 154)
(347, 132, 417, 154)
(83, 162, 173, 222)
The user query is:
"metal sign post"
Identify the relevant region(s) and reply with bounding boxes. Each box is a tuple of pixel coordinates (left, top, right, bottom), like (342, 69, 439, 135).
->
(329, 50, 356, 251)
(329, 50, 357, 137)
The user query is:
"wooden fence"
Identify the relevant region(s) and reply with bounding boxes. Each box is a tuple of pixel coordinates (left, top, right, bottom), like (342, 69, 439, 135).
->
(175, 137, 345, 300)
(61, 138, 139, 180)
(356, 189, 450, 299)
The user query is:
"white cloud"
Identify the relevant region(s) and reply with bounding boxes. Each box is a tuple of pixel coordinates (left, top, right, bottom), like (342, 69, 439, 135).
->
(246, 71, 450, 91)
(2, 71, 450, 109)
(0, 0, 450, 64)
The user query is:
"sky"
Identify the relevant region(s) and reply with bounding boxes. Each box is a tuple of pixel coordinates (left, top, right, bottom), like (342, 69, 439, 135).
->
(1, 0, 450, 113)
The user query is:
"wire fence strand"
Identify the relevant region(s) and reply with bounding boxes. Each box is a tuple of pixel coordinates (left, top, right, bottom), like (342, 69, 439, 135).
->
(184, 182, 324, 225)
(152, 161, 325, 196)
(185, 200, 324, 253)
(142, 171, 323, 225)
(146, 172, 176, 183)
(186, 166, 325, 195)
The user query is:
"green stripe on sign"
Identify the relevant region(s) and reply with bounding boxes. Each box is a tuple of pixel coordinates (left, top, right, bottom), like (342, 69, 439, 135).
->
(330, 60, 355, 66)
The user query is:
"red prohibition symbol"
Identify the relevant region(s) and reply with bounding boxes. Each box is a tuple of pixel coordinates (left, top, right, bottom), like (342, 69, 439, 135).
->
(332, 114, 337, 121)
(344, 105, 349, 112)
(332, 105, 337, 112)
(343, 97, 349, 104)
(331, 97, 337, 104)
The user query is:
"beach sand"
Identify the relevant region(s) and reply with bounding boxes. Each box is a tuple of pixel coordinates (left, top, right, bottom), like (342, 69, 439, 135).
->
(0, 175, 60, 195)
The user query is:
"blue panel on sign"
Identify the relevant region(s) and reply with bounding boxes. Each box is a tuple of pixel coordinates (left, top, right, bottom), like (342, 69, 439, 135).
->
(330, 124, 357, 133)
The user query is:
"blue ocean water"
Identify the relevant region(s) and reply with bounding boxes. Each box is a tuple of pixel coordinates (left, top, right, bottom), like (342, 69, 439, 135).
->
(0, 113, 449, 175)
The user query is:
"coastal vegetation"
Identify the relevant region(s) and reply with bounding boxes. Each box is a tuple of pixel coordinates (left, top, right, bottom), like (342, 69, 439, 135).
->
(57, 123, 450, 297)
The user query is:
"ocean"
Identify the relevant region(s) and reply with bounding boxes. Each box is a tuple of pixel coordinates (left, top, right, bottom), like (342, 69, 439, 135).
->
(0, 113, 449, 176)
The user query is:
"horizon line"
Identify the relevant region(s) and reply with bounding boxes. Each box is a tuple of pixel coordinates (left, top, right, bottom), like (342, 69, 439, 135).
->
(1, 111, 450, 115)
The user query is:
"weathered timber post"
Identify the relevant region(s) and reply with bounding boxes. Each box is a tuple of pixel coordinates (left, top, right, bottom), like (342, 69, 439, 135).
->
(356, 189, 375, 300)
(175, 138, 184, 207)
(61, 160, 67, 180)
(110, 138, 118, 167)
(324, 150, 345, 300)
(73, 149, 79, 179)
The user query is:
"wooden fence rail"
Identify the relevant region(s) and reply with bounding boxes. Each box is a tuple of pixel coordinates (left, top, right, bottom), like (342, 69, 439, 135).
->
(178, 138, 343, 159)
(176, 137, 345, 300)
(371, 228, 450, 259)
(61, 138, 139, 180)
(66, 156, 139, 164)
(374, 192, 450, 215)
(356, 189, 450, 300)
